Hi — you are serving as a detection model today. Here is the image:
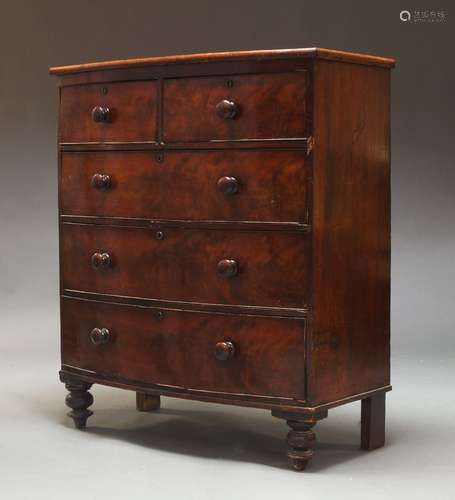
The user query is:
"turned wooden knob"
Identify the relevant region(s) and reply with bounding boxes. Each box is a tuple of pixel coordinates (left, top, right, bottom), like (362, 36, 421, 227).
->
(91, 105, 111, 123)
(91, 173, 111, 191)
(217, 259, 238, 278)
(214, 341, 235, 361)
(91, 252, 111, 270)
(217, 176, 239, 195)
(90, 327, 110, 345)
(216, 99, 239, 119)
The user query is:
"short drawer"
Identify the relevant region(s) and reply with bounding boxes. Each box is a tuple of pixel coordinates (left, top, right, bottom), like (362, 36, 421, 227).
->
(163, 72, 307, 142)
(59, 81, 158, 143)
(61, 298, 306, 398)
(60, 224, 307, 308)
(60, 151, 307, 223)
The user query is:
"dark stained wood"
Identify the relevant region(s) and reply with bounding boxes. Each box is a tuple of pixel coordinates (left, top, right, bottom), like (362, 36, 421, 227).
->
(61, 297, 306, 399)
(62, 290, 308, 318)
(60, 215, 309, 233)
(59, 139, 311, 151)
(217, 176, 239, 195)
(89, 327, 111, 345)
(61, 364, 389, 414)
(60, 223, 307, 308)
(214, 340, 236, 361)
(52, 48, 393, 471)
(60, 151, 308, 223)
(59, 81, 158, 143)
(361, 393, 386, 450)
(216, 99, 239, 120)
(272, 409, 328, 470)
(90, 173, 111, 191)
(91, 105, 112, 123)
(49, 47, 395, 75)
(216, 259, 239, 279)
(53, 59, 314, 89)
(286, 419, 316, 471)
(136, 392, 161, 412)
(91, 251, 112, 270)
(61, 376, 94, 429)
(163, 72, 307, 142)
(307, 60, 391, 405)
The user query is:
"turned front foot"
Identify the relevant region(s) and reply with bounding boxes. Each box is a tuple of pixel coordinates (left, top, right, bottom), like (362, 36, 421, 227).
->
(136, 392, 161, 412)
(272, 410, 327, 471)
(286, 420, 317, 470)
(64, 381, 94, 429)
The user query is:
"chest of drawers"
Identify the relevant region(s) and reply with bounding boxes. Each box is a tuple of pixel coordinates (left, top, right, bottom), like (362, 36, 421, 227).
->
(50, 48, 394, 471)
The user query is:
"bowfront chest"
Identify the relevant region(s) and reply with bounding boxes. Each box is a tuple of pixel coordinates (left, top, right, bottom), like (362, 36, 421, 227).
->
(50, 48, 394, 471)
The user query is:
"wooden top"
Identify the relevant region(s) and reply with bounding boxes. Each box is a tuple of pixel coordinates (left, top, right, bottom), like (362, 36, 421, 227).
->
(49, 47, 395, 75)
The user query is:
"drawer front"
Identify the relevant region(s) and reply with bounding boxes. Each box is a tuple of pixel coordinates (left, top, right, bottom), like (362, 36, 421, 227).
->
(60, 151, 307, 222)
(163, 72, 307, 142)
(61, 298, 306, 398)
(59, 81, 158, 143)
(61, 224, 306, 308)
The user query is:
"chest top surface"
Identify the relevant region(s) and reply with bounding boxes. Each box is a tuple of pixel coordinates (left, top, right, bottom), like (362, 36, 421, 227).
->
(49, 47, 395, 75)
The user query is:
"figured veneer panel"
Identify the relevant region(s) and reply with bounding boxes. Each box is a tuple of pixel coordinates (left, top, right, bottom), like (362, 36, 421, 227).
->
(60, 224, 307, 308)
(163, 72, 307, 142)
(59, 81, 158, 143)
(61, 297, 306, 398)
(60, 151, 307, 223)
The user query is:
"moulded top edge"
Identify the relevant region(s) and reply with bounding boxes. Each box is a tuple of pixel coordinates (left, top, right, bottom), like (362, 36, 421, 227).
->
(49, 47, 395, 75)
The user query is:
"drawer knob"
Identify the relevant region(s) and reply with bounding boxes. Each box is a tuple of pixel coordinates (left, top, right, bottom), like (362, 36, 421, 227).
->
(91, 105, 111, 123)
(214, 341, 235, 361)
(216, 99, 239, 120)
(91, 252, 112, 270)
(217, 259, 238, 278)
(91, 173, 111, 191)
(90, 327, 110, 345)
(217, 176, 239, 195)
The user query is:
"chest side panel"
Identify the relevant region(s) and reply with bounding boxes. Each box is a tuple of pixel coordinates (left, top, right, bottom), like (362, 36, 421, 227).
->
(309, 60, 391, 405)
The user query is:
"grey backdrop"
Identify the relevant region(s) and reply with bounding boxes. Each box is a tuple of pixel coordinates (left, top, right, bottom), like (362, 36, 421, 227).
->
(1, 1, 454, 499)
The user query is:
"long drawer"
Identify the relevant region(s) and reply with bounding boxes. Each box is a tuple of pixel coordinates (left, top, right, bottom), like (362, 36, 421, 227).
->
(60, 151, 307, 223)
(60, 224, 307, 308)
(61, 297, 306, 398)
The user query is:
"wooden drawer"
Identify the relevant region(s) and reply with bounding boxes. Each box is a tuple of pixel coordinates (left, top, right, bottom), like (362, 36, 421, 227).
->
(60, 151, 307, 223)
(163, 72, 307, 142)
(59, 81, 158, 143)
(61, 297, 306, 398)
(61, 224, 307, 308)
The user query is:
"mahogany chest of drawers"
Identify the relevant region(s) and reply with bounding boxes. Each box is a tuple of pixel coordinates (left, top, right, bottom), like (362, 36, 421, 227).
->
(50, 48, 394, 471)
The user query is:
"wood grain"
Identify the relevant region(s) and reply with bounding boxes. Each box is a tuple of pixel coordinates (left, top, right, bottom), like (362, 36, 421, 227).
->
(59, 81, 158, 143)
(60, 150, 308, 222)
(308, 60, 391, 405)
(163, 72, 307, 142)
(60, 223, 307, 308)
(61, 297, 306, 398)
